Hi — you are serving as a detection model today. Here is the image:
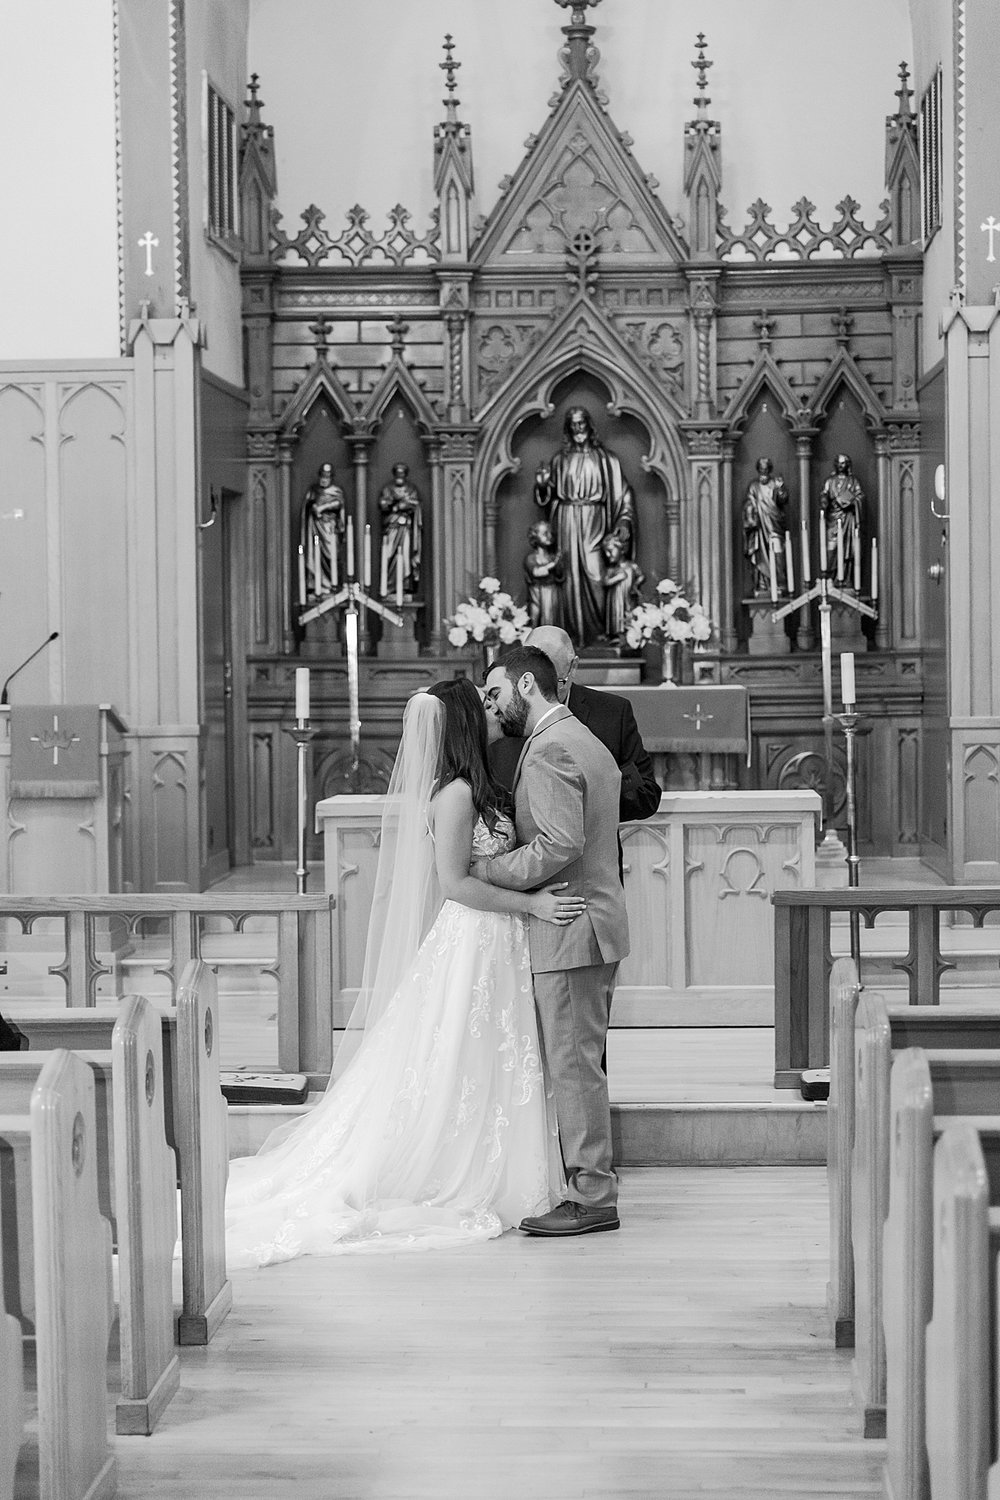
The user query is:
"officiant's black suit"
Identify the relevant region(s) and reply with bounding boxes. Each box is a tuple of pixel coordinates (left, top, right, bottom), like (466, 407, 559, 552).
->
(489, 683, 661, 827)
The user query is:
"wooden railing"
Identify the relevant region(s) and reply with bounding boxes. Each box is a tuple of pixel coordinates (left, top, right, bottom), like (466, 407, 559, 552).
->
(0, 895, 336, 1083)
(772, 887, 1000, 1088)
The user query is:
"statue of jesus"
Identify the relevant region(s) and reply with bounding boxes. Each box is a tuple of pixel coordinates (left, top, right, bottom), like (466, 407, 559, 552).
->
(533, 406, 636, 646)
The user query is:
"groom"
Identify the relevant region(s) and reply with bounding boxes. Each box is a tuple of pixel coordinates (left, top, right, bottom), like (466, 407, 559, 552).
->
(478, 645, 629, 1236)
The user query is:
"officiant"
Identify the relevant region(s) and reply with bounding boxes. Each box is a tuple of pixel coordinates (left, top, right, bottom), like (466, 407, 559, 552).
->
(488, 625, 660, 829)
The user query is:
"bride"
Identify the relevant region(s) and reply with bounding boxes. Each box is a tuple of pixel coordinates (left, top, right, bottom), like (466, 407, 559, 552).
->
(225, 679, 583, 1266)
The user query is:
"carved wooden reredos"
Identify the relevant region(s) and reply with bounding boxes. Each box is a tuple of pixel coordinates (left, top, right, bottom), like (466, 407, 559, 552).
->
(240, 2, 921, 659)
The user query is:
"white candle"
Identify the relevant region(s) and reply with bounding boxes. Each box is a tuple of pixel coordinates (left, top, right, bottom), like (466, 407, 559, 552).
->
(801, 522, 811, 583)
(363, 524, 372, 588)
(395, 554, 404, 605)
(819, 515, 828, 572)
(346, 517, 355, 578)
(768, 537, 778, 603)
(379, 550, 389, 599)
(312, 535, 321, 594)
(840, 651, 855, 707)
(298, 543, 307, 605)
(836, 518, 844, 581)
(871, 537, 878, 601)
(784, 531, 795, 595)
(331, 529, 338, 588)
(295, 666, 310, 722)
(853, 532, 862, 592)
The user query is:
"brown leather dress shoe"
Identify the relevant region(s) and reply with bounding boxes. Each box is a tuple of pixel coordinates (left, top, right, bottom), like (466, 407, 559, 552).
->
(519, 1200, 620, 1236)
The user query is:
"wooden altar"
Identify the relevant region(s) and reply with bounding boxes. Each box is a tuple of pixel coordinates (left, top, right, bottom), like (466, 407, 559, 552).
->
(237, 6, 925, 867)
(317, 789, 821, 1028)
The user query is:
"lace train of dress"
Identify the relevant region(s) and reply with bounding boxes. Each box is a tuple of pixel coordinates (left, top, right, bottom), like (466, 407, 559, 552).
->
(225, 819, 562, 1266)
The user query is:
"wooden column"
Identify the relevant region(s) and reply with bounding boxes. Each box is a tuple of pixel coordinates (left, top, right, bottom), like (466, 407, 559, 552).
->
(349, 435, 375, 654)
(720, 438, 737, 654)
(874, 430, 891, 651)
(427, 440, 445, 652)
(795, 432, 816, 650)
(436, 428, 478, 622)
(276, 435, 295, 654)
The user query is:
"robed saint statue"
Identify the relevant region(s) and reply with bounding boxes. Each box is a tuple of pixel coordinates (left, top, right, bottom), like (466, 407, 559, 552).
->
(533, 406, 636, 646)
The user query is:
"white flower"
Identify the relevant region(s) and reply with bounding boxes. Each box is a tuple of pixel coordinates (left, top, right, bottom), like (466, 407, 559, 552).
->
(479, 577, 501, 594)
(656, 578, 678, 595)
(492, 591, 513, 610)
(447, 626, 468, 647)
(499, 620, 518, 644)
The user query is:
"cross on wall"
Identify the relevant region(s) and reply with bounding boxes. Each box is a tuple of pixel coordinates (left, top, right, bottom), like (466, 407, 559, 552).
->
(982, 217, 1000, 263)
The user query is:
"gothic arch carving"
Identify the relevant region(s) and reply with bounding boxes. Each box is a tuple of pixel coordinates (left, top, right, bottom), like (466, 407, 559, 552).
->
(278, 355, 357, 436)
(473, 300, 688, 515)
(358, 353, 438, 437)
(722, 352, 805, 436)
(809, 348, 886, 432)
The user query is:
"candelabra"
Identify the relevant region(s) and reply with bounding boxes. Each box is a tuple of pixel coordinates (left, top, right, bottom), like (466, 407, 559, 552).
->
(772, 569, 876, 864)
(288, 717, 318, 895)
(832, 705, 864, 966)
(299, 578, 402, 776)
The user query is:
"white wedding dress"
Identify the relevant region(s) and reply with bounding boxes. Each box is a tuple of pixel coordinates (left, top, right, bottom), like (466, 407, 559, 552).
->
(225, 814, 562, 1266)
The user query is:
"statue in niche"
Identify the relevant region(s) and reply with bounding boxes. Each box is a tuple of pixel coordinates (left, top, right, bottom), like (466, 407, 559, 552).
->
(300, 462, 347, 598)
(533, 405, 636, 646)
(742, 456, 790, 596)
(523, 520, 566, 628)
(819, 453, 864, 584)
(600, 533, 644, 643)
(377, 462, 423, 597)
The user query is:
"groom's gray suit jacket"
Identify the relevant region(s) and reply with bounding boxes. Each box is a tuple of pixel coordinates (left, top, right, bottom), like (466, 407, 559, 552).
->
(481, 705, 630, 974)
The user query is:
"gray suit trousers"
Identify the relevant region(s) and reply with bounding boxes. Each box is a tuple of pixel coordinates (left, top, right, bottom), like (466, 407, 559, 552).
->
(533, 961, 618, 1209)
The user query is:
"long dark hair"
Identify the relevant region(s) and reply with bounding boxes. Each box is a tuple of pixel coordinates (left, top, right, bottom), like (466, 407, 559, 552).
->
(426, 678, 508, 831)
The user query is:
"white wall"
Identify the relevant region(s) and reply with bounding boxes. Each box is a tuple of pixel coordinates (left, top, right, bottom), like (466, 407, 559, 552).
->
(250, 0, 912, 241)
(0, 0, 119, 359)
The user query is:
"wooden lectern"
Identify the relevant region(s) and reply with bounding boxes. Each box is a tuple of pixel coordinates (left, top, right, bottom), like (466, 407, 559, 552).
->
(0, 704, 129, 893)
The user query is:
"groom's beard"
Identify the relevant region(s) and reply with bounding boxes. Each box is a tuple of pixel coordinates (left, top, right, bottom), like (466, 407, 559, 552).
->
(499, 687, 529, 738)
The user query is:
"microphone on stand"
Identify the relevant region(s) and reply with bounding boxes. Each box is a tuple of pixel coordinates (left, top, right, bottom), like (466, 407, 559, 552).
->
(1, 631, 59, 706)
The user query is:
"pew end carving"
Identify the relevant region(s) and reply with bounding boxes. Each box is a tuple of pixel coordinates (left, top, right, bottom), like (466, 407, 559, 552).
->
(175, 959, 232, 1346)
(112, 993, 181, 1435)
(826, 955, 860, 1348)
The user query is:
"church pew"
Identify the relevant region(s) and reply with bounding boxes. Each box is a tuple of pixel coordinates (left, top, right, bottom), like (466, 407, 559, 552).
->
(826, 957, 861, 1347)
(174, 958, 232, 1345)
(0, 1189, 24, 1500)
(6, 985, 228, 1346)
(921, 1123, 1000, 1500)
(851, 1012, 1000, 1438)
(842, 997, 1000, 1354)
(841, 992, 1000, 1358)
(5, 1002, 177, 1145)
(0, 998, 180, 1434)
(882, 1049, 1000, 1500)
(0, 1050, 117, 1500)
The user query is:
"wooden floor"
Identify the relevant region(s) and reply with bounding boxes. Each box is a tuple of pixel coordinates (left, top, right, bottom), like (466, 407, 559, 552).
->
(90, 1168, 882, 1500)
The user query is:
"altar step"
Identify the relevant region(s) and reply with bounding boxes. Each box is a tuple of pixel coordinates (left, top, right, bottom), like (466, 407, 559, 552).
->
(224, 1095, 826, 1167)
(224, 1028, 828, 1168)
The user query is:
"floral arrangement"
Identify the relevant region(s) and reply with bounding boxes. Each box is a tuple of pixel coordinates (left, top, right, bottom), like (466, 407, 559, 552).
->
(445, 577, 531, 649)
(624, 578, 713, 649)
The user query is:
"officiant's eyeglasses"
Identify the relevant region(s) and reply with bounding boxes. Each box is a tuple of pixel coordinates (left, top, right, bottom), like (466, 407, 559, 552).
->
(557, 657, 579, 687)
